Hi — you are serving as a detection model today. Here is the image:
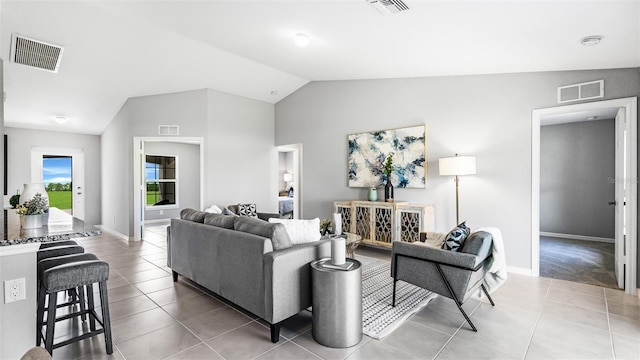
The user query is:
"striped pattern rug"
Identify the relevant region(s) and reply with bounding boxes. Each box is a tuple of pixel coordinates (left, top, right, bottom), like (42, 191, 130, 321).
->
(357, 254, 437, 339)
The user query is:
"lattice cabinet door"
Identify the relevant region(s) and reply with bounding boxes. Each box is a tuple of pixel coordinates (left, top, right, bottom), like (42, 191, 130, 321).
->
(395, 205, 436, 243)
(334, 201, 354, 234)
(353, 203, 373, 241)
(372, 204, 394, 245)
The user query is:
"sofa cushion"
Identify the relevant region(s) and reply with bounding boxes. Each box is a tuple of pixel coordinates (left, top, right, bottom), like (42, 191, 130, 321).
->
(268, 218, 321, 245)
(237, 203, 258, 218)
(441, 222, 470, 251)
(180, 208, 206, 223)
(204, 213, 235, 229)
(234, 216, 292, 250)
(460, 231, 493, 259)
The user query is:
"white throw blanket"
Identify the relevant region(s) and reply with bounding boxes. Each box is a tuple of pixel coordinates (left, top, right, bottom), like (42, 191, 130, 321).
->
(475, 226, 508, 293)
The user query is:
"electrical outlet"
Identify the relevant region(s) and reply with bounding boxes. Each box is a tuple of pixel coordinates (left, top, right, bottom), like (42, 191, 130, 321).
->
(4, 278, 26, 303)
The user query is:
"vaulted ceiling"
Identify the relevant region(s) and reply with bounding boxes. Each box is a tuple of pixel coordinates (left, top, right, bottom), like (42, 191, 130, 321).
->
(2, 1, 639, 134)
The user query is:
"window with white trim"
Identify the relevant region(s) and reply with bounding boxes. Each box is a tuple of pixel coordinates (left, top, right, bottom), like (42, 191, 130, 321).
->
(145, 155, 178, 208)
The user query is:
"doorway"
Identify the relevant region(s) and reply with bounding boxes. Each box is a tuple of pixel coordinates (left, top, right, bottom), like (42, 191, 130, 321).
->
(31, 147, 85, 220)
(277, 144, 302, 219)
(531, 97, 637, 295)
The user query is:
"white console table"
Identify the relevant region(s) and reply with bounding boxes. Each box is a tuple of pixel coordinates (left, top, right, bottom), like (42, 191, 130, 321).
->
(334, 201, 435, 248)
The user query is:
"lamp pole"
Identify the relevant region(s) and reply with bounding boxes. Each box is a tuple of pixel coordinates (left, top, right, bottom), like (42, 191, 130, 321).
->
(455, 174, 460, 225)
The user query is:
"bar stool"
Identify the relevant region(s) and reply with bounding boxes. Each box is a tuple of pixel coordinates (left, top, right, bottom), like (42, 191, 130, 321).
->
(39, 240, 79, 249)
(37, 245, 86, 319)
(36, 253, 99, 346)
(39, 260, 113, 355)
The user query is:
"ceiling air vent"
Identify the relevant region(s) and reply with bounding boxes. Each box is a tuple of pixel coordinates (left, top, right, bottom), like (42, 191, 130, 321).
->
(10, 33, 64, 73)
(367, 0, 409, 15)
(557, 80, 604, 103)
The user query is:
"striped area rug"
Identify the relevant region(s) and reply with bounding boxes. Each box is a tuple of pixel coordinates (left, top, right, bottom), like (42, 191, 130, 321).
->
(357, 254, 437, 339)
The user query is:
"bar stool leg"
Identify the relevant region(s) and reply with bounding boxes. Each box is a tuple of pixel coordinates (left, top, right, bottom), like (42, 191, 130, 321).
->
(78, 286, 87, 321)
(36, 285, 46, 346)
(44, 291, 58, 354)
(86, 284, 96, 331)
(98, 281, 113, 354)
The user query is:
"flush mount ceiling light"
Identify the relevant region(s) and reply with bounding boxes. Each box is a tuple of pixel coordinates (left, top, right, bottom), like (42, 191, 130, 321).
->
(54, 116, 68, 124)
(580, 35, 603, 47)
(293, 33, 310, 47)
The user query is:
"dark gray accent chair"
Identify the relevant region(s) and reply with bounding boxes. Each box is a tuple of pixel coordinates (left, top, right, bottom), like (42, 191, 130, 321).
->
(391, 231, 495, 331)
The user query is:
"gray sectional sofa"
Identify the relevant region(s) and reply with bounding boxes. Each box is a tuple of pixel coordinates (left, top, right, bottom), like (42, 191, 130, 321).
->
(167, 209, 331, 342)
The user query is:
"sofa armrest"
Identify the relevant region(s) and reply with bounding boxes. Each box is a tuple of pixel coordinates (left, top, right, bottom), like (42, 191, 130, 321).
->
(258, 212, 281, 221)
(263, 240, 331, 324)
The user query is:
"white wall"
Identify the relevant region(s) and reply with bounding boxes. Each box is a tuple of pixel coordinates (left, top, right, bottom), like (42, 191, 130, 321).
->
(144, 141, 200, 221)
(540, 120, 615, 238)
(4, 127, 101, 225)
(101, 88, 275, 237)
(275, 68, 640, 272)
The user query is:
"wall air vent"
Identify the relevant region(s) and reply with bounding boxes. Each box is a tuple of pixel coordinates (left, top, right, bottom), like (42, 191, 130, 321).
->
(557, 80, 604, 103)
(10, 33, 64, 73)
(367, 0, 409, 15)
(158, 125, 179, 136)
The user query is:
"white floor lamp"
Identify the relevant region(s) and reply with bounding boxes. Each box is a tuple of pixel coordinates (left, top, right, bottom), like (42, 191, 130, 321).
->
(439, 154, 476, 225)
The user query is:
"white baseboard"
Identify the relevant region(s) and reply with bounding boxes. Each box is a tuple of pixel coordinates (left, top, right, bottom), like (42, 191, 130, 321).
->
(144, 219, 172, 225)
(94, 225, 133, 241)
(540, 232, 614, 244)
(507, 266, 532, 276)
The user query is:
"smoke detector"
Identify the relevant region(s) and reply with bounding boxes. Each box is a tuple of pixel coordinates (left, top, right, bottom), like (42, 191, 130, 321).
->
(10, 33, 64, 73)
(367, 0, 409, 15)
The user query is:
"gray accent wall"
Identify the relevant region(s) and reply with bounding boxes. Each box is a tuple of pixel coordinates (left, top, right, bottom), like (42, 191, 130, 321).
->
(274, 68, 640, 274)
(101, 88, 276, 237)
(540, 120, 615, 238)
(3, 127, 101, 226)
(144, 141, 200, 221)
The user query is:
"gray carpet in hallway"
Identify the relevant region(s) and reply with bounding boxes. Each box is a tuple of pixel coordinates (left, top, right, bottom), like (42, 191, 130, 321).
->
(540, 236, 620, 289)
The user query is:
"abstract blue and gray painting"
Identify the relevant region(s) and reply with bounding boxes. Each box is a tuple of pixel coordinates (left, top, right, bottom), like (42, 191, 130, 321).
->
(348, 125, 426, 188)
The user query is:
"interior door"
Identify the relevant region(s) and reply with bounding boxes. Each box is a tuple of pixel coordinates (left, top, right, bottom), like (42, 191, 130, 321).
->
(614, 108, 625, 289)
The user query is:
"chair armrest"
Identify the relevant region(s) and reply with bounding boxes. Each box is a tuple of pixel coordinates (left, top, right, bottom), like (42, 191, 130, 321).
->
(392, 241, 480, 270)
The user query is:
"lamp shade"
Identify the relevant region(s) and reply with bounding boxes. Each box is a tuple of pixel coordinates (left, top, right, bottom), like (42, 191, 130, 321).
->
(439, 156, 476, 176)
(283, 173, 293, 182)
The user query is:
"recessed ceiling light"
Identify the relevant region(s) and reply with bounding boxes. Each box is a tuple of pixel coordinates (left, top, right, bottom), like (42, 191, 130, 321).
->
(580, 35, 603, 47)
(293, 33, 310, 47)
(54, 116, 68, 124)
(270, 90, 279, 96)
(586, 116, 599, 121)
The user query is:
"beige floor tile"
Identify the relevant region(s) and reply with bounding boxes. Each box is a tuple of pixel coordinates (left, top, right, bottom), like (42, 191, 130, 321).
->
(345, 339, 417, 360)
(140, 252, 167, 261)
(206, 322, 281, 359)
(162, 293, 226, 321)
(255, 341, 322, 360)
(107, 294, 158, 320)
(145, 282, 203, 306)
(181, 306, 254, 341)
(526, 316, 613, 359)
(409, 297, 467, 335)
(489, 283, 549, 313)
(609, 314, 640, 340)
(48, 334, 117, 360)
(102, 284, 143, 304)
(539, 300, 609, 330)
(116, 323, 201, 360)
(549, 278, 606, 298)
(612, 334, 640, 360)
(546, 287, 607, 313)
(122, 268, 170, 284)
(436, 334, 516, 360)
(380, 319, 451, 359)
(133, 276, 176, 294)
(110, 307, 177, 344)
(105, 276, 130, 290)
(167, 343, 224, 360)
(111, 261, 158, 275)
(292, 329, 370, 360)
(607, 297, 640, 321)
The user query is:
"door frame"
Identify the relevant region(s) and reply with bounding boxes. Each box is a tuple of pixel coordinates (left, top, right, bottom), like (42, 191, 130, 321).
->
(531, 97, 637, 295)
(31, 147, 85, 220)
(133, 137, 204, 241)
(277, 144, 302, 219)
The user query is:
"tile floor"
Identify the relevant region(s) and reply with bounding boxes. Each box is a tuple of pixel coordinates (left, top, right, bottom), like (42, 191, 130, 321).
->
(48, 223, 640, 360)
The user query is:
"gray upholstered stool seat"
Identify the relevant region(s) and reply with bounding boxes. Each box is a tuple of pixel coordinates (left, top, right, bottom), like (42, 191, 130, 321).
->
(39, 240, 79, 250)
(37, 245, 84, 262)
(38, 260, 113, 356)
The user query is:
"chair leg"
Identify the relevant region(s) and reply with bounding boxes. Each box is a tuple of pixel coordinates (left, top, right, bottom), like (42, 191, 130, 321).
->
(435, 264, 477, 332)
(87, 284, 96, 331)
(36, 285, 46, 346)
(392, 253, 398, 307)
(392, 278, 398, 307)
(270, 323, 280, 343)
(44, 291, 58, 354)
(480, 284, 495, 306)
(78, 286, 87, 321)
(172, 271, 178, 282)
(99, 281, 113, 354)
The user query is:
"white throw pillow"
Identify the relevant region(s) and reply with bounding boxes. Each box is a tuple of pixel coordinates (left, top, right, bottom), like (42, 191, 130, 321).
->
(268, 218, 321, 245)
(204, 205, 222, 214)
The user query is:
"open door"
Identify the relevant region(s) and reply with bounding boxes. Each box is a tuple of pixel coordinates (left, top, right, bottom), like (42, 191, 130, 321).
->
(614, 108, 626, 289)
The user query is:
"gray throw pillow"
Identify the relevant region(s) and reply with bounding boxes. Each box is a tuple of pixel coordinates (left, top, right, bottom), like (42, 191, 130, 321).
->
(204, 213, 235, 229)
(460, 231, 493, 258)
(234, 216, 292, 250)
(180, 208, 206, 223)
(441, 222, 470, 251)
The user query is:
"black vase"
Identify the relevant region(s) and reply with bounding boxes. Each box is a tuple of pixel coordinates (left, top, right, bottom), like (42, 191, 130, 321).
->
(384, 180, 394, 202)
